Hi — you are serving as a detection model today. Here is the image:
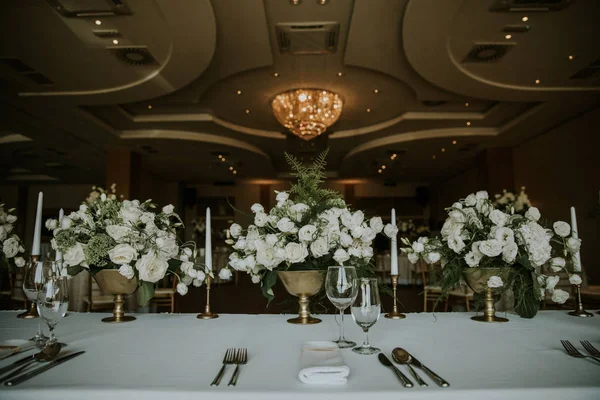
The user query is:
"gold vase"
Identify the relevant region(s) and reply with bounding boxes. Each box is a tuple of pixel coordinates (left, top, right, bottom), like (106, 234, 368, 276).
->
(94, 270, 138, 323)
(277, 270, 323, 325)
(463, 268, 509, 323)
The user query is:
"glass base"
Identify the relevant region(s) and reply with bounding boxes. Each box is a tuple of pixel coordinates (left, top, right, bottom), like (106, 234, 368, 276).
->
(352, 346, 380, 355)
(333, 339, 356, 348)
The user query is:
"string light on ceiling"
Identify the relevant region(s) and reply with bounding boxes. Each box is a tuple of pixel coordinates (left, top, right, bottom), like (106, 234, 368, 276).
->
(272, 89, 343, 141)
(95, 20, 102, 25)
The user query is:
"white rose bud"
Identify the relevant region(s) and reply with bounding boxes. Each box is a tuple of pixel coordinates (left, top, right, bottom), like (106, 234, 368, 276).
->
(551, 289, 569, 304)
(277, 217, 296, 233)
(465, 194, 477, 207)
(427, 252, 441, 264)
(549, 257, 566, 272)
(553, 221, 571, 238)
(369, 217, 384, 233)
(569, 274, 582, 285)
(525, 207, 541, 222)
(383, 224, 398, 239)
(14, 256, 26, 267)
(408, 252, 419, 264)
(162, 204, 174, 214)
(254, 212, 269, 227)
(333, 248, 350, 264)
(250, 203, 264, 214)
(193, 278, 203, 287)
(545, 275, 560, 292)
(251, 275, 261, 284)
(298, 225, 317, 242)
(412, 242, 425, 253)
(229, 223, 242, 238)
(487, 276, 504, 288)
(566, 237, 581, 253)
(118, 264, 135, 279)
(176, 282, 188, 296)
(219, 268, 233, 280)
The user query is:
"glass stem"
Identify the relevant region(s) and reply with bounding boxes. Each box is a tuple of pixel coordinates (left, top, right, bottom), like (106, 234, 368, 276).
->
(362, 328, 370, 348)
(37, 319, 44, 339)
(339, 310, 345, 340)
(48, 326, 56, 344)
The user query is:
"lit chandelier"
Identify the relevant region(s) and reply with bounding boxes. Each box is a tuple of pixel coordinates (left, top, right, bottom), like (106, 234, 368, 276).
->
(272, 89, 343, 141)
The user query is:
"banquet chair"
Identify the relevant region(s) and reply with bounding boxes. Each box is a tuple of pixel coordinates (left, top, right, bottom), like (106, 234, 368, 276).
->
(446, 283, 474, 312)
(420, 261, 446, 312)
(150, 275, 177, 313)
(83, 273, 116, 312)
(10, 271, 27, 309)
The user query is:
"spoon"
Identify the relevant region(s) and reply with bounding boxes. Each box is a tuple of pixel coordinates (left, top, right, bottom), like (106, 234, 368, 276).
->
(377, 353, 413, 387)
(392, 348, 428, 386)
(0, 343, 61, 384)
(392, 348, 450, 387)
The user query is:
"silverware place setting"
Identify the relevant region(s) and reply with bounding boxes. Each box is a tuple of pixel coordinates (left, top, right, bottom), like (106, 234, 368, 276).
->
(561, 340, 600, 364)
(378, 348, 450, 388)
(211, 348, 248, 387)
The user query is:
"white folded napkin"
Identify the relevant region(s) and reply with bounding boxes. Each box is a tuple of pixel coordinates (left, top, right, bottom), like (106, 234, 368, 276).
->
(0, 340, 35, 360)
(298, 341, 350, 384)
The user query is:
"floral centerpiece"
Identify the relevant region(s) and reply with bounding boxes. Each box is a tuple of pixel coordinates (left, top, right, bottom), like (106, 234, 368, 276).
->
(401, 190, 582, 318)
(47, 186, 194, 304)
(493, 187, 531, 214)
(221, 151, 396, 302)
(0, 203, 26, 272)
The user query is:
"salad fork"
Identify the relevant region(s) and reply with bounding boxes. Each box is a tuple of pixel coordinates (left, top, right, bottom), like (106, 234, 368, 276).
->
(561, 340, 600, 363)
(228, 348, 248, 387)
(211, 348, 236, 386)
(580, 341, 600, 357)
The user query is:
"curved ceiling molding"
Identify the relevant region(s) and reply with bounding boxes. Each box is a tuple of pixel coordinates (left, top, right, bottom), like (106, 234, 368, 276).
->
(0, 133, 32, 145)
(343, 127, 498, 160)
(120, 129, 271, 159)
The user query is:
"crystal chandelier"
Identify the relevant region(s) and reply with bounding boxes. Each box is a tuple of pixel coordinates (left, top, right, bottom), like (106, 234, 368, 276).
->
(272, 89, 343, 141)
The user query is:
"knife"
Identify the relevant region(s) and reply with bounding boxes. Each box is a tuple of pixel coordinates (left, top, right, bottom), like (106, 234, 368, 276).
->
(409, 355, 450, 387)
(0, 353, 36, 376)
(4, 351, 85, 387)
(377, 353, 413, 388)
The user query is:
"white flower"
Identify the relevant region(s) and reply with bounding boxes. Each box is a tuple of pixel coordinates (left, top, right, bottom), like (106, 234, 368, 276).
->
(449, 210, 466, 223)
(176, 282, 188, 296)
(135, 252, 169, 283)
(448, 234, 466, 254)
(63, 243, 86, 266)
(476, 199, 493, 216)
(383, 224, 398, 238)
(298, 224, 317, 242)
(196, 269, 206, 282)
(0, 226, 6, 242)
(566, 237, 581, 253)
(255, 241, 281, 270)
(553, 221, 571, 238)
(244, 255, 256, 270)
(408, 252, 419, 264)
(180, 261, 194, 275)
(550, 257, 566, 272)
(284, 243, 309, 264)
(494, 227, 515, 244)
(351, 211, 365, 227)
(360, 227, 376, 243)
(118, 264, 135, 279)
(156, 236, 179, 260)
(275, 191, 289, 204)
(108, 244, 138, 265)
(341, 212, 353, 228)
(351, 225, 365, 239)
(369, 217, 384, 233)
(61, 217, 73, 229)
(465, 252, 481, 267)
(310, 237, 329, 258)
(569, 274, 582, 285)
(361, 246, 374, 259)
(162, 204, 174, 214)
(441, 220, 463, 239)
(181, 275, 193, 285)
(412, 242, 425, 253)
(254, 212, 269, 227)
(45, 219, 58, 230)
(479, 240, 503, 257)
(452, 202, 463, 209)
(340, 231, 353, 247)
(14, 256, 26, 267)
(119, 201, 142, 224)
(545, 276, 560, 292)
(290, 203, 309, 221)
(476, 191, 489, 199)
(250, 203, 264, 214)
(525, 207, 541, 222)
(552, 289, 569, 304)
(232, 237, 247, 251)
(333, 249, 350, 264)
(502, 242, 518, 264)
(2, 237, 19, 258)
(277, 217, 295, 233)
(426, 252, 441, 264)
(348, 246, 362, 258)
(106, 225, 131, 242)
(487, 276, 504, 288)
(229, 223, 242, 238)
(489, 210, 509, 227)
(219, 268, 233, 280)
(518, 222, 552, 267)
(193, 278, 203, 287)
(251, 275, 261, 284)
(465, 194, 477, 207)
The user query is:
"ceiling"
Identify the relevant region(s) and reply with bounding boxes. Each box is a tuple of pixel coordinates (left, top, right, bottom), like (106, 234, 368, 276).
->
(0, 0, 599, 185)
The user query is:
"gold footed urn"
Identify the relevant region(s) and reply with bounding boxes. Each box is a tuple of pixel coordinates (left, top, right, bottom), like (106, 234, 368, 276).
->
(463, 268, 509, 323)
(277, 270, 323, 325)
(94, 270, 138, 323)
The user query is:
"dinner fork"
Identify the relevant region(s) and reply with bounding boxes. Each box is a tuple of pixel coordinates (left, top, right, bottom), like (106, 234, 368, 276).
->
(211, 348, 236, 386)
(561, 340, 600, 363)
(580, 341, 600, 357)
(228, 348, 248, 387)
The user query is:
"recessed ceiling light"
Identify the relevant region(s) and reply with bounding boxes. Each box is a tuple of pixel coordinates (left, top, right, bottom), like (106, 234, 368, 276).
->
(432, 155, 437, 159)
(466, 121, 471, 126)
(452, 140, 457, 145)
(245, 109, 250, 114)
(337, 72, 343, 77)
(568, 55, 574, 60)
(373, 89, 379, 94)
(366, 108, 371, 113)
(273, 72, 279, 77)
(237, 90, 242, 95)
(378, 169, 382, 173)
(465, 102, 469, 107)
(233, 170, 237, 175)
(391, 153, 397, 159)
(505, 34, 512, 40)
(229, 166, 233, 171)
(535, 79, 540, 84)
(147, 105, 152, 110)
(112, 39, 119, 45)
(318, 0, 329, 4)
(441, 148, 446, 152)
(381, 165, 386, 170)
(218, 154, 222, 158)
(522, 16, 529, 22)
(95, 20, 102, 25)
(221, 157, 226, 162)
(290, 0, 301, 4)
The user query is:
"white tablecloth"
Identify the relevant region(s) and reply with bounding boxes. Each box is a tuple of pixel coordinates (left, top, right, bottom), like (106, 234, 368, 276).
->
(1, 311, 599, 399)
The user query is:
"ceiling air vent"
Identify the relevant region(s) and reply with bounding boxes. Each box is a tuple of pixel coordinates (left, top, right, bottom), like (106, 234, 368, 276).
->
(462, 44, 514, 63)
(110, 47, 157, 66)
(276, 22, 339, 55)
(490, 0, 572, 12)
(47, 0, 132, 17)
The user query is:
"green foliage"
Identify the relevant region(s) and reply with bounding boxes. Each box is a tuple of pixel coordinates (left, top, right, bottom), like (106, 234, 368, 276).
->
(83, 234, 116, 267)
(138, 281, 155, 306)
(261, 271, 278, 304)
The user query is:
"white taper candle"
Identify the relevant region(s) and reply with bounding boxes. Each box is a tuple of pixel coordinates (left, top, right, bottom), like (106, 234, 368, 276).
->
(570, 206, 582, 272)
(205, 207, 212, 271)
(391, 208, 398, 275)
(55, 208, 64, 262)
(32, 192, 43, 256)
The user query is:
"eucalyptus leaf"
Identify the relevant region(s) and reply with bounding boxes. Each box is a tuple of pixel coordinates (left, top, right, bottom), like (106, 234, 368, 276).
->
(261, 271, 278, 305)
(67, 265, 85, 276)
(138, 281, 155, 306)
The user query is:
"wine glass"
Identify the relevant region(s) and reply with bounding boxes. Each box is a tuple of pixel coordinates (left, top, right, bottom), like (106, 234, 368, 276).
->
(325, 266, 359, 348)
(22, 260, 49, 347)
(351, 278, 381, 355)
(37, 263, 69, 346)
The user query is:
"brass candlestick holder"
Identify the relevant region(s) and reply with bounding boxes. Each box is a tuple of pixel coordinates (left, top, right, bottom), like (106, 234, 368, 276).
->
(17, 255, 40, 319)
(197, 275, 218, 319)
(385, 275, 406, 319)
(568, 285, 593, 318)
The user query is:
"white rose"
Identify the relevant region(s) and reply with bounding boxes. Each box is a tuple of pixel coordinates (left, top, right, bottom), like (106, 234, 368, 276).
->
(181, 275, 193, 285)
(476, 191, 489, 199)
(14, 256, 26, 267)
(229, 223, 242, 238)
(254, 212, 269, 227)
(277, 217, 295, 233)
(180, 261, 194, 275)
(255, 241, 280, 269)
(108, 244, 138, 265)
(551, 289, 569, 304)
(448, 234, 466, 253)
(251, 274, 261, 284)
(408, 252, 419, 264)
(0, 226, 6, 242)
(310, 237, 329, 258)
(299, 225, 317, 242)
(489, 210, 509, 227)
(427, 252, 441, 264)
(479, 240, 503, 257)
(441, 220, 463, 238)
(550, 257, 566, 272)
(502, 242, 518, 264)
(351, 211, 365, 227)
(135, 253, 169, 283)
(333, 249, 350, 264)
(487, 276, 504, 288)
(196, 269, 206, 282)
(275, 191, 289, 204)
(569, 274, 582, 285)
(284, 243, 308, 264)
(193, 278, 203, 287)
(162, 204, 174, 214)
(63, 243, 86, 267)
(465, 252, 481, 267)
(219, 268, 233, 280)
(545, 276, 560, 292)
(383, 224, 398, 238)
(361, 246, 374, 259)
(553, 221, 571, 238)
(106, 225, 131, 242)
(525, 207, 541, 222)
(340, 212, 353, 228)
(251, 203, 264, 214)
(156, 236, 179, 260)
(176, 282, 188, 296)
(2, 237, 19, 258)
(244, 255, 256, 270)
(449, 210, 466, 223)
(465, 194, 477, 207)
(452, 202, 463, 209)
(340, 231, 353, 247)
(233, 237, 247, 250)
(118, 264, 135, 279)
(119, 201, 142, 224)
(351, 225, 364, 239)
(494, 227, 515, 244)
(412, 242, 425, 253)
(476, 199, 493, 216)
(566, 237, 581, 253)
(369, 217, 384, 233)
(45, 219, 58, 230)
(360, 227, 376, 243)
(61, 217, 73, 229)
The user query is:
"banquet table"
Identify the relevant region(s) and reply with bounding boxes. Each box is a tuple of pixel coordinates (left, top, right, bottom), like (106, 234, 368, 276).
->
(1, 310, 599, 399)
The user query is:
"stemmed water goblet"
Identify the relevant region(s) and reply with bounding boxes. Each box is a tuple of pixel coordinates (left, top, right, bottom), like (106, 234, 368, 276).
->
(36, 262, 69, 346)
(22, 260, 49, 347)
(351, 278, 381, 355)
(325, 266, 359, 348)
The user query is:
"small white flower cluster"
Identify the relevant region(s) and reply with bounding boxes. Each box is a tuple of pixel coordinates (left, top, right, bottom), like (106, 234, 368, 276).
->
(402, 190, 582, 305)
(493, 187, 532, 214)
(0, 204, 26, 270)
(222, 190, 396, 288)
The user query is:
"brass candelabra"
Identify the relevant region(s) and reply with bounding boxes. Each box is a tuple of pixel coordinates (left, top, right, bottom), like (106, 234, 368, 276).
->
(384, 275, 406, 319)
(197, 275, 218, 319)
